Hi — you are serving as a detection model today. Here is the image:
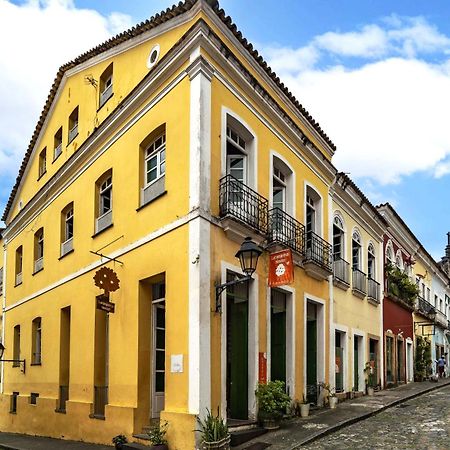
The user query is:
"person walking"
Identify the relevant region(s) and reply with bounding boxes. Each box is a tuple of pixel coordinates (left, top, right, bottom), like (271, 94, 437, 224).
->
(437, 355, 446, 378)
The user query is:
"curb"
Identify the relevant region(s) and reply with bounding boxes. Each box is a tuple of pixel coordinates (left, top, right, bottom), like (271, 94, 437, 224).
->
(293, 381, 450, 448)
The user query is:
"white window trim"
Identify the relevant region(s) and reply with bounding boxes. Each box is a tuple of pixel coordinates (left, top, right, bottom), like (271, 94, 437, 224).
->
(99, 177, 112, 216)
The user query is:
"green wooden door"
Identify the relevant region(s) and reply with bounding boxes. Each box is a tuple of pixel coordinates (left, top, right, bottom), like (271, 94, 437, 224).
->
(354, 338, 359, 390)
(271, 306, 286, 384)
(306, 319, 317, 402)
(227, 297, 248, 419)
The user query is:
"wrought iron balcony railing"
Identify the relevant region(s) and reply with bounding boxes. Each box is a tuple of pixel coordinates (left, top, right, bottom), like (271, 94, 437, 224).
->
(416, 296, 435, 316)
(267, 207, 305, 255)
(367, 277, 380, 302)
(304, 231, 333, 272)
(333, 256, 350, 285)
(219, 175, 268, 234)
(352, 268, 367, 294)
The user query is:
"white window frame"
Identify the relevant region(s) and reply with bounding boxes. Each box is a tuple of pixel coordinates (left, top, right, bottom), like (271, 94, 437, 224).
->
(65, 208, 74, 241)
(99, 176, 112, 217)
(368, 243, 376, 280)
(144, 134, 166, 188)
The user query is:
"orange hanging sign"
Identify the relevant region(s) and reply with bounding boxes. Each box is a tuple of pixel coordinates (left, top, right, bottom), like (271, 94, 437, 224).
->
(268, 249, 294, 287)
(258, 352, 267, 384)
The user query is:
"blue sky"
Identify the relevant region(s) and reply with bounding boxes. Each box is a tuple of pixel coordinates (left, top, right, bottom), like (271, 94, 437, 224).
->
(1, 0, 450, 259)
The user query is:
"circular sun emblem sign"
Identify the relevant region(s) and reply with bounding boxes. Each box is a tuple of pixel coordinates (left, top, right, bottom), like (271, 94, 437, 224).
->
(275, 263, 286, 277)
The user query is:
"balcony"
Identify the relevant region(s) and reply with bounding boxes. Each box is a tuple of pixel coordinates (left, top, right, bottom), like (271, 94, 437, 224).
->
(303, 231, 333, 280)
(415, 296, 435, 319)
(219, 175, 268, 244)
(435, 309, 447, 328)
(333, 257, 350, 290)
(352, 268, 367, 299)
(367, 278, 380, 305)
(267, 207, 305, 259)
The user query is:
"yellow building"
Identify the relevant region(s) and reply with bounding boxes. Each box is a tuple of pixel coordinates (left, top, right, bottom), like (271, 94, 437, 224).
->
(0, 0, 340, 448)
(331, 174, 386, 396)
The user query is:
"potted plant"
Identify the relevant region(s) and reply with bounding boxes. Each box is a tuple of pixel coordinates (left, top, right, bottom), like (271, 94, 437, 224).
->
(364, 362, 376, 395)
(255, 380, 291, 430)
(299, 395, 310, 417)
(147, 421, 169, 449)
(197, 409, 230, 450)
(112, 434, 128, 450)
(328, 388, 338, 409)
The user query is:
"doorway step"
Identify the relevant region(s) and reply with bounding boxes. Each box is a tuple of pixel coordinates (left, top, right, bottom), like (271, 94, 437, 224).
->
(228, 419, 267, 447)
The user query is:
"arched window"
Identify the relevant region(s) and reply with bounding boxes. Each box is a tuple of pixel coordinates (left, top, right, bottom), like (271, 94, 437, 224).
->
(272, 155, 294, 214)
(395, 250, 404, 271)
(352, 230, 362, 270)
(368, 243, 376, 279)
(305, 185, 322, 251)
(333, 215, 345, 260)
(140, 124, 166, 206)
(386, 241, 394, 265)
(224, 112, 255, 188)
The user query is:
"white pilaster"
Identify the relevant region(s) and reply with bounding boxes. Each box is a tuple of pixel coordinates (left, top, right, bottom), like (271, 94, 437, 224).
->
(187, 51, 213, 416)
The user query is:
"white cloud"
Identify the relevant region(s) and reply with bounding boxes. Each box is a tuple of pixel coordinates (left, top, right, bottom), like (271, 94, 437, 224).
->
(314, 25, 388, 58)
(262, 16, 450, 184)
(0, 0, 132, 182)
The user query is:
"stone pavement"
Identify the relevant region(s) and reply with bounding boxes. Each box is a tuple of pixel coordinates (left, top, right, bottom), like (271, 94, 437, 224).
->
(0, 433, 112, 450)
(301, 385, 450, 449)
(236, 378, 450, 450)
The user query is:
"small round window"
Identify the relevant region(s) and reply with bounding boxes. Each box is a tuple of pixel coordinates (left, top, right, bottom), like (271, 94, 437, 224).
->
(147, 44, 160, 69)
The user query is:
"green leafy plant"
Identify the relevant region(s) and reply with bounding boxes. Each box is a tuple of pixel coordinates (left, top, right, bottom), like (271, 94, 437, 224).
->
(147, 421, 168, 445)
(415, 335, 432, 381)
(112, 434, 128, 445)
(255, 381, 291, 420)
(385, 263, 418, 306)
(197, 408, 228, 443)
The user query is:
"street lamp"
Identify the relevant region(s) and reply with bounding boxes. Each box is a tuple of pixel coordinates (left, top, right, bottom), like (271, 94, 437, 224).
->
(215, 237, 263, 313)
(0, 343, 26, 373)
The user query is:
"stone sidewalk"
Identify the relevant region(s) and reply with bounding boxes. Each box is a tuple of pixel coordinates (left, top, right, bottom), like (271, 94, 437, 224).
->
(0, 433, 112, 450)
(236, 378, 450, 450)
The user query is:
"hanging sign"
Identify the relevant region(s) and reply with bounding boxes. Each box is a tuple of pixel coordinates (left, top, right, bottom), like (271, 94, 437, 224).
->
(96, 294, 115, 313)
(258, 352, 267, 384)
(268, 249, 294, 287)
(93, 267, 120, 293)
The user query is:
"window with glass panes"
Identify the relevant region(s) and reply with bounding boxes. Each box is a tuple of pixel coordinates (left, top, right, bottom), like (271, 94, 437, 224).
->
(272, 167, 286, 210)
(145, 134, 166, 186)
(352, 231, 361, 270)
(152, 283, 165, 395)
(333, 216, 344, 260)
(36, 229, 44, 260)
(65, 208, 73, 241)
(99, 176, 112, 216)
(226, 126, 246, 182)
(368, 243, 376, 279)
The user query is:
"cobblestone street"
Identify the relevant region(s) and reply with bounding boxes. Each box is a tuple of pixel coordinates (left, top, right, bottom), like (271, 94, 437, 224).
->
(301, 385, 450, 450)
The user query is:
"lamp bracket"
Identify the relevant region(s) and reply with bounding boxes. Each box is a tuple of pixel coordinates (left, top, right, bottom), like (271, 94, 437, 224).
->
(0, 359, 26, 373)
(215, 275, 251, 313)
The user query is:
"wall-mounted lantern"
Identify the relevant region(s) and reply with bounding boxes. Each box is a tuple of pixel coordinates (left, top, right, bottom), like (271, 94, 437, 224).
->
(0, 343, 26, 373)
(215, 237, 262, 313)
